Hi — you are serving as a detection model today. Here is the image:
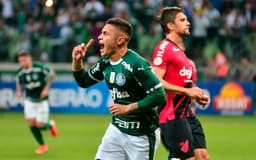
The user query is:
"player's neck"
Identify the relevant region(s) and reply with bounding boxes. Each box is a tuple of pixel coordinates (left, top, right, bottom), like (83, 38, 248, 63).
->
(110, 46, 128, 62)
(166, 33, 185, 51)
(24, 62, 33, 70)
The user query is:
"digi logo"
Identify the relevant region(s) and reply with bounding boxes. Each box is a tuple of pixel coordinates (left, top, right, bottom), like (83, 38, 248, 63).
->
(179, 66, 192, 79)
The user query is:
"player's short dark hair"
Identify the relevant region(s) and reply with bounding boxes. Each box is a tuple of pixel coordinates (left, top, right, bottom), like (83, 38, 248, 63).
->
(106, 17, 133, 42)
(157, 7, 184, 34)
(18, 51, 31, 57)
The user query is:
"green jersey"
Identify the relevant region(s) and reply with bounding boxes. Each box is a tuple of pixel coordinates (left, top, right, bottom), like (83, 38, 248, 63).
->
(16, 62, 53, 102)
(74, 49, 166, 136)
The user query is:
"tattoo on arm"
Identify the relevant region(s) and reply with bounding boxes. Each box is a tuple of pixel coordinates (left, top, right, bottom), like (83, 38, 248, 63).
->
(72, 59, 83, 71)
(128, 103, 138, 113)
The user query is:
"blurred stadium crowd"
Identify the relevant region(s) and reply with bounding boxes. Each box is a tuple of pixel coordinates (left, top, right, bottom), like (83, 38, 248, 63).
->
(0, 0, 255, 81)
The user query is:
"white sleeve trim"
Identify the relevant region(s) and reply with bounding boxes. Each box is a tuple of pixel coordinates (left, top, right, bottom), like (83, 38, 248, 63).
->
(88, 70, 101, 82)
(146, 83, 163, 94)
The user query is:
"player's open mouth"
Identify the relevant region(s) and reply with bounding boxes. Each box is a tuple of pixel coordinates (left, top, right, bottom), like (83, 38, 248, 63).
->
(100, 44, 104, 52)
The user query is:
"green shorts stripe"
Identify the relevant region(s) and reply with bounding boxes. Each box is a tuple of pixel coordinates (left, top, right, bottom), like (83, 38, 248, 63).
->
(147, 131, 156, 160)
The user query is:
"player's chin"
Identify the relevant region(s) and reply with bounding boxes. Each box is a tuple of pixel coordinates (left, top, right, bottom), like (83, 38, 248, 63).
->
(184, 31, 190, 36)
(100, 51, 106, 56)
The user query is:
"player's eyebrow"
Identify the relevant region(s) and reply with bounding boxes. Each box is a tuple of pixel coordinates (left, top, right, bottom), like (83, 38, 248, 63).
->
(180, 17, 186, 21)
(102, 30, 108, 35)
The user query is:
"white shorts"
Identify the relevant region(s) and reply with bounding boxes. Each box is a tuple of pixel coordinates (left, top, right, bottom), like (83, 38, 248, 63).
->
(95, 123, 160, 160)
(24, 99, 49, 123)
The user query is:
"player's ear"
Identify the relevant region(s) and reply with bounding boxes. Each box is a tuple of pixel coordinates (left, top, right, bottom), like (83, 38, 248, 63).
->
(167, 22, 174, 31)
(117, 36, 126, 46)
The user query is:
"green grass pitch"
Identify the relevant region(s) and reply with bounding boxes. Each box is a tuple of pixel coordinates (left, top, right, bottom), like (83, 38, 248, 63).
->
(0, 113, 256, 160)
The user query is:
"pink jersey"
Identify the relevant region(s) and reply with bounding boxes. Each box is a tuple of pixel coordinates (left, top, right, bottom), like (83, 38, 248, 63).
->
(152, 39, 194, 123)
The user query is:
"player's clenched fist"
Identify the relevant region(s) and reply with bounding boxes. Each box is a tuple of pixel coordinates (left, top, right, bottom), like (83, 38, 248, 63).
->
(72, 39, 94, 60)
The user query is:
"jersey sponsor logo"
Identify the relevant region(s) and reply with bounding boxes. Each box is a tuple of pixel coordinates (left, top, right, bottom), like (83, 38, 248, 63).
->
(110, 88, 130, 100)
(26, 81, 41, 89)
(102, 59, 110, 63)
(116, 73, 126, 86)
(91, 63, 100, 74)
(26, 75, 31, 82)
(110, 72, 115, 83)
(121, 61, 133, 72)
(137, 66, 145, 71)
(157, 40, 169, 56)
(154, 57, 163, 66)
(114, 117, 140, 129)
(179, 66, 193, 80)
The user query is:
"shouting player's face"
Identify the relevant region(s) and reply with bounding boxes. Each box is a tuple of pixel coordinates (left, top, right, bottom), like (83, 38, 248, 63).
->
(98, 24, 120, 57)
(173, 12, 190, 37)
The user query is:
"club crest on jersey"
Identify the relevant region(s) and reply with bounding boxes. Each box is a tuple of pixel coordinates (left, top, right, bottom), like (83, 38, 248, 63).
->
(154, 57, 163, 66)
(32, 73, 38, 80)
(116, 73, 126, 86)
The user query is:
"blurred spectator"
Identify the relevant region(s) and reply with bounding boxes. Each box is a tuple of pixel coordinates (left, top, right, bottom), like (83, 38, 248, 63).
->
(83, 0, 104, 21)
(0, 0, 255, 65)
(217, 11, 229, 51)
(247, 0, 256, 12)
(100, 4, 113, 21)
(0, 18, 10, 60)
(130, 0, 159, 32)
(182, 0, 196, 21)
(14, 34, 31, 60)
(215, 50, 228, 80)
(111, 0, 129, 15)
(239, 57, 254, 81)
(56, 8, 70, 27)
(191, 9, 209, 57)
(203, 2, 220, 39)
(226, 8, 247, 59)
(41, 4, 55, 23)
(1, 0, 14, 26)
(23, 17, 40, 46)
(16, 6, 28, 33)
(89, 21, 104, 58)
(116, 10, 139, 50)
(227, 58, 240, 81)
(137, 21, 162, 61)
(204, 57, 217, 80)
(244, 1, 256, 32)
(60, 24, 73, 42)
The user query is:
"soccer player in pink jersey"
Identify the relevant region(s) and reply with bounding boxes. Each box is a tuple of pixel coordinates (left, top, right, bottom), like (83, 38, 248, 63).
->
(152, 7, 210, 160)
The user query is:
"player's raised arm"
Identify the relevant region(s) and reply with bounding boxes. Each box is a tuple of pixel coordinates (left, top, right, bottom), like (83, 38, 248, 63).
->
(72, 39, 93, 71)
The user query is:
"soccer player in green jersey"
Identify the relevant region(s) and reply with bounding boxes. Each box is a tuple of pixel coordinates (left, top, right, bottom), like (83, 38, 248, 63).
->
(16, 51, 58, 154)
(72, 18, 166, 160)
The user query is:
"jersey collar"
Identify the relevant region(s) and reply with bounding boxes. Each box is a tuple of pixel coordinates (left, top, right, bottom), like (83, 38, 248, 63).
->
(110, 58, 123, 65)
(165, 38, 185, 52)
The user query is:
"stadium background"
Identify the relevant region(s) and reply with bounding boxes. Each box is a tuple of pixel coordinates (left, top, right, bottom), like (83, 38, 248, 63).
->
(0, 0, 256, 159)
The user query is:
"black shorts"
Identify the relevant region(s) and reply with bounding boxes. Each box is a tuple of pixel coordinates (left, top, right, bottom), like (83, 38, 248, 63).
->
(187, 114, 207, 149)
(160, 118, 194, 160)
